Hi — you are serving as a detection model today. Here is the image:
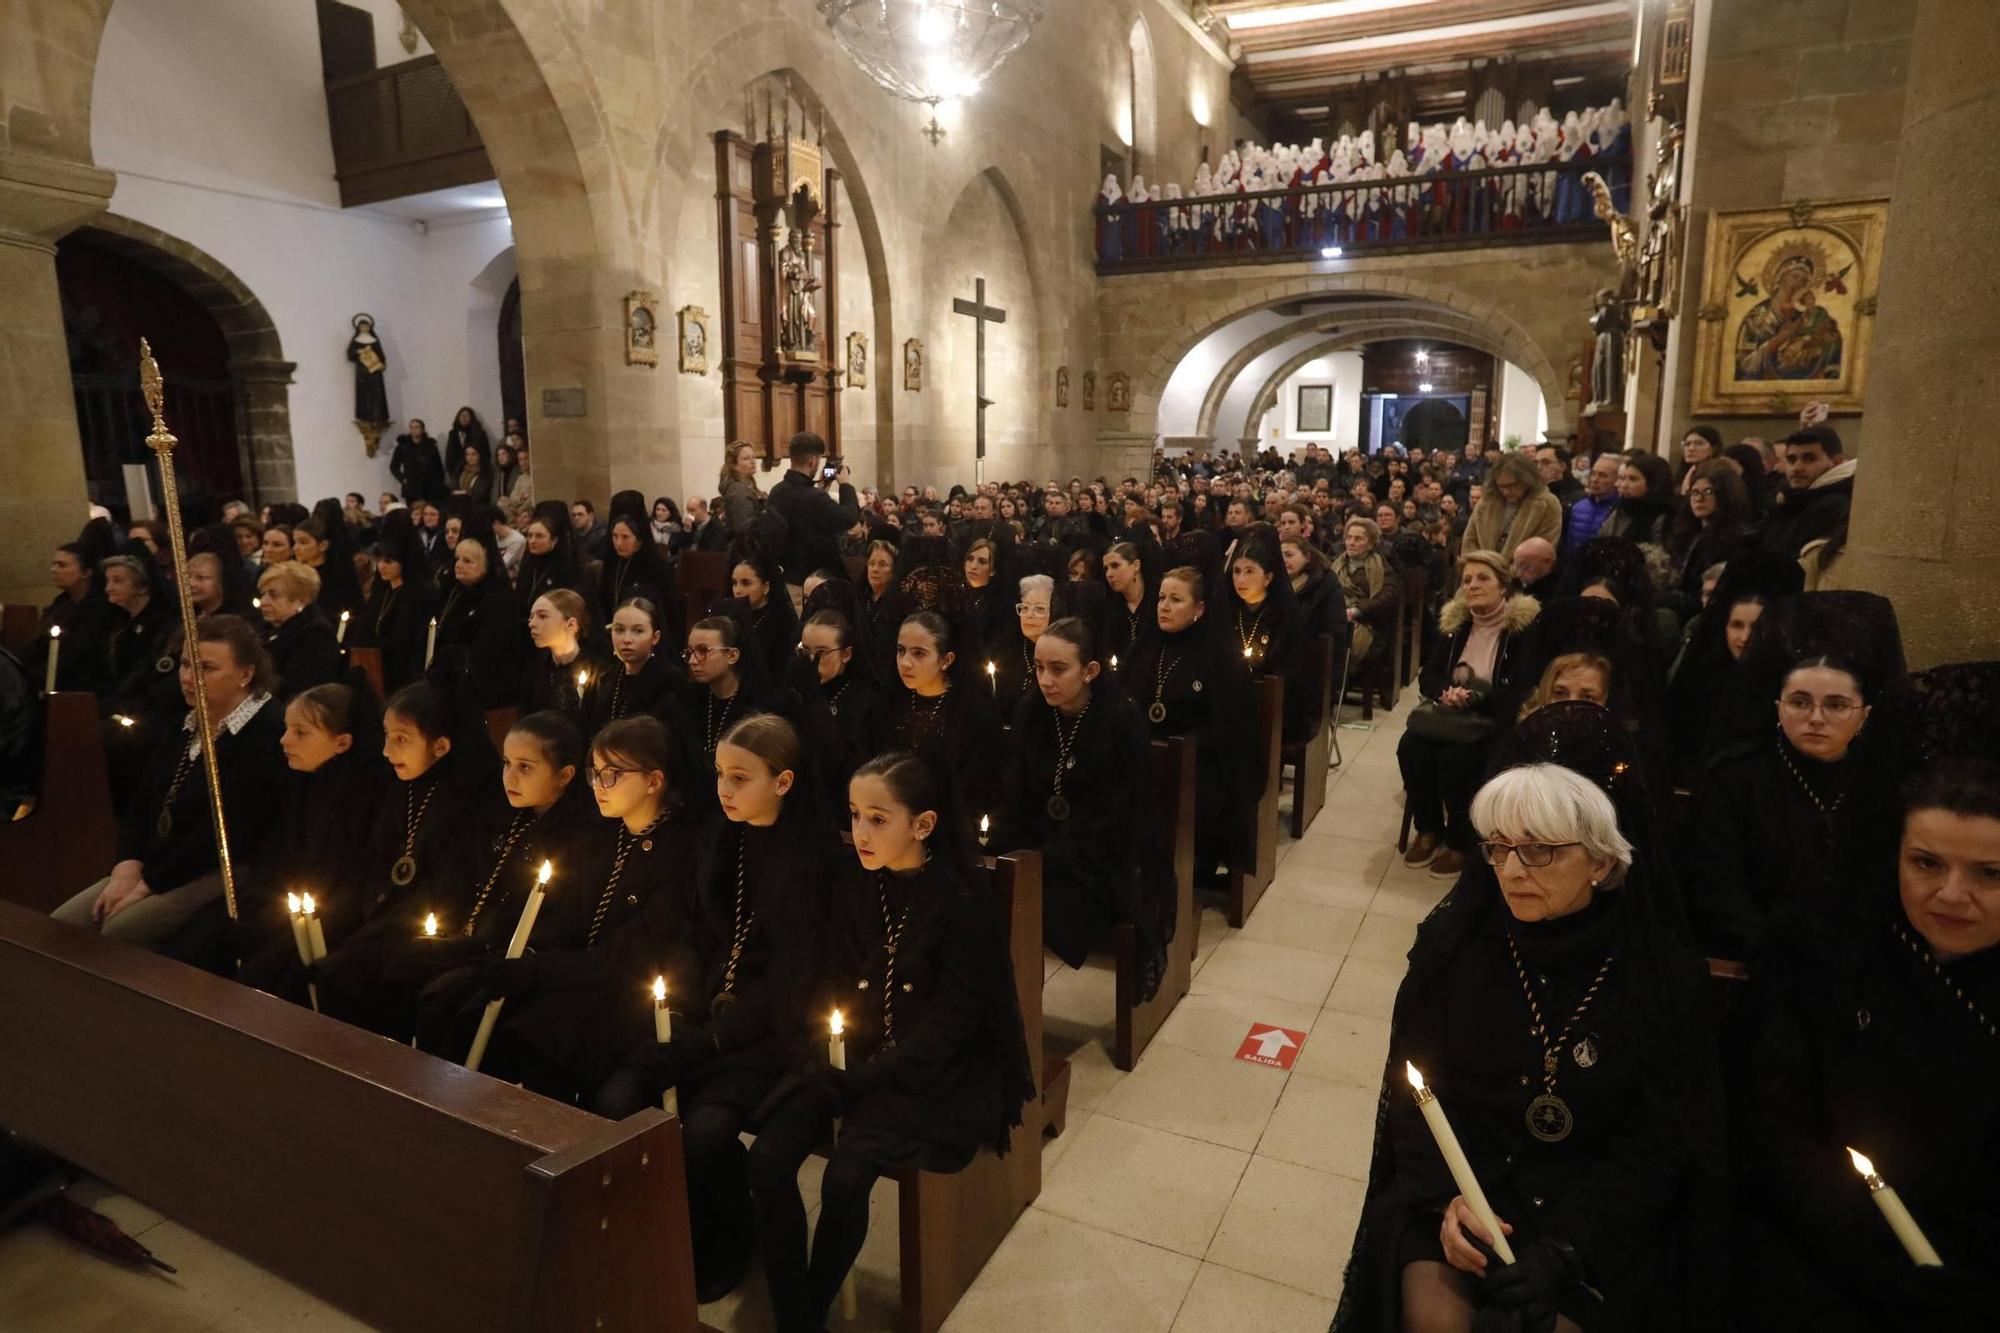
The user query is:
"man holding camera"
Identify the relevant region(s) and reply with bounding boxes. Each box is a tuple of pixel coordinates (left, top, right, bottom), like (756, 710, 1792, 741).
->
(767, 430, 860, 600)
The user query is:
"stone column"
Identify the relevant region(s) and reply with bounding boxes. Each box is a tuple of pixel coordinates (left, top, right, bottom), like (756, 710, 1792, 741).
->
(1094, 430, 1156, 484)
(0, 149, 114, 604)
(1840, 0, 2000, 666)
(230, 358, 299, 506)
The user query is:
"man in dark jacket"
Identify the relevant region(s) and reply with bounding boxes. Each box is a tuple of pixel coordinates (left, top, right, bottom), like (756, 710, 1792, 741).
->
(389, 419, 446, 506)
(1759, 426, 1855, 560)
(1536, 443, 1584, 504)
(766, 431, 860, 591)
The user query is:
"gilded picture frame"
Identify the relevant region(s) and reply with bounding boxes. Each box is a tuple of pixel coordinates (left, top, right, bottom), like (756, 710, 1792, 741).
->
(846, 332, 868, 389)
(673, 302, 708, 374)
(1691, 198, 1888, 416)
(903, 339, 924, 392)
(624, 292, 659, 368)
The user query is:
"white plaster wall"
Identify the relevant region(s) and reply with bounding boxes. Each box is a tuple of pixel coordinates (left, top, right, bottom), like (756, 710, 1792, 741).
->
(1157, 309, 1292, 438)
(89, 0, 513, 506)
(1496, 358, 1549, 448)
(1276, 351, 1364, 451)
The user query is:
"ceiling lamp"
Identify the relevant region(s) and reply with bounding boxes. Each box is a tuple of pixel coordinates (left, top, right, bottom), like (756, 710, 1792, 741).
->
(819, 0, 1045, 144)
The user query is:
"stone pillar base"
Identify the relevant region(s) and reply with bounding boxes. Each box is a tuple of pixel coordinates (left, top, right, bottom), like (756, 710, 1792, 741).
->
(1093, 430, 1156, 484)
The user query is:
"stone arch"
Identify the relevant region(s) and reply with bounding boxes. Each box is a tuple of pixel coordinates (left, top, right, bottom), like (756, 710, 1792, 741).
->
(78, 213, 298, 501)
(1241, 326, 1515, 442)
(1123, 269, 1569, 437)
(1127, 15, 1158, 176)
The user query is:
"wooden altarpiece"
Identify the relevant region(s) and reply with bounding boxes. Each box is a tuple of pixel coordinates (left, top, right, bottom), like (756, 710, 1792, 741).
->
(713, 122, 842, 463)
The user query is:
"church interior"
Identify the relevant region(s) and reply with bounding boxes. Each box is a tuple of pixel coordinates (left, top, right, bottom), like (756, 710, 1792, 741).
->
(1, 0, 1996, 1330)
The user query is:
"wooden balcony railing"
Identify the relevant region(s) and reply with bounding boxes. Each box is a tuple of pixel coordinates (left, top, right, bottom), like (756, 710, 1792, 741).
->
(1094, 156, 1630, 273)
(326, 55, 494, 207)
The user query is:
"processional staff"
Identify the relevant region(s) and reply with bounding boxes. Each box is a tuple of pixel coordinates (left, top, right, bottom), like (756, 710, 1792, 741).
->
(139, 340, 239, 921)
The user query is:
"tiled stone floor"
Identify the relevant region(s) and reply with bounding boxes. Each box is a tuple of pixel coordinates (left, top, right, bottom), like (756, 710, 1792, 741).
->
(0, 695, 1434, 1331)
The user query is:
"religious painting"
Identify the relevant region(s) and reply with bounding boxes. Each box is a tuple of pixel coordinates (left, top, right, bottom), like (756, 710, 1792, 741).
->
(1106, 372, 1131, 413)
(671, 302, 705, 373)
(846, 332, 868, 389)
(625, 293, 660, 368)
(1056, 365, 1071, 408)
(1691, 198, 1888, 416)
(1082, 370, 1096, 411)
(1297, 384, 1333, 433)
(903, 338, 923, 391)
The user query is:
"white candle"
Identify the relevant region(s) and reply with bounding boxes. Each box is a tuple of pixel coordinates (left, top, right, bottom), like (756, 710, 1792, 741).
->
(1406, 1063, 1516, 1265)
(653, 976, 677, 1116)
(979, 814, 990, 846)
(300, 892, 328, 962)
(465, 860, 553, 1071)
(832, 1006, 856, 1319)
(1110, 653, 1118, 671)
(421, 912, 440, 940)
(284, 893, 313, 967)
(1848, 1148, 1943, 1266)
(44, 625, 60, 695)
(113, 714, 136, 730)
(425, 616, 438, 669)
(985, 660, 996, 695)
(336, 610, 350, 644)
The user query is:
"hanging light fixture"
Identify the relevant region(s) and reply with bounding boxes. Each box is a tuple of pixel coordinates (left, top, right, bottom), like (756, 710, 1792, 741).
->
(819, 0, 1046, 144)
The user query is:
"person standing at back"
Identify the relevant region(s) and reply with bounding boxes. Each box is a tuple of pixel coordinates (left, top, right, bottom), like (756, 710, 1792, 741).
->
(765, 431, 859, 603)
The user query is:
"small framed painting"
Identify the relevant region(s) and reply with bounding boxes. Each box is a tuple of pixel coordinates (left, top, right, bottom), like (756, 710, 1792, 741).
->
(1297, 384, 1333, 432)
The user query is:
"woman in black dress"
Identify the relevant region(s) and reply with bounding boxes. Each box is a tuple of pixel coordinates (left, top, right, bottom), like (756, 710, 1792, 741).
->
(730, 545, 799, 673)
(598, 512, 679, 644)
(1224, 525, 1311, 742)
(315, 663, 509, 1040)
(1336, 707, 1722, 1333)
(517, 510, 588, 608)
(999, 617, 1175, 995)
(518, 589, 614, 723)
(988, 572, 1051, 704)
(353, 512, 433, 692)
(857, 538, 904, 667)
(1117, 564, 1260, 884)
(1283, 534, 1345, 651)
(433, 530, 521, 707)
(595, 714, 840, 1303)
(751, 749, 1033, 1333)
(256, 560, 343, 700)
(799, 607, 885, 796)
(1098, 538, 1158, 665)
(884, 609, 1006, 825)
(961, 535, 1013, 661)
(294, 507, 365, 622)
(1735, 663, 2000, 1332)
(585, 595, 683, 731)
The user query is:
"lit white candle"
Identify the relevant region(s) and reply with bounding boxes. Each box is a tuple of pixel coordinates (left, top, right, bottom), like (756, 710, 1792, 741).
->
(575, 667, 590, 695)
(44, 625, 60, 695)
(465, 860, 553, 1072)
(832, 1006, 856, 1319)
(979, 814, 990, 846)
(653, 976, 677, 1116)
(284, 893, 313, 968)
(985, 660, 996, 695)
(300, 892, 328, 962)
(113, 714, 136, 730)
(336, 610, 350, 644)
(425, 616, 438, 669)
(422, 911, 440, 939)
(1110, 653, 1118, 671)
(1406, 1062, 1515, 1264)
(1848, 1148, 1943, 1266)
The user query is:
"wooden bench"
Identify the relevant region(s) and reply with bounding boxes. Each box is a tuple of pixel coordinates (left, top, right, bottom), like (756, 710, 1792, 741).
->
(1115, 737, 1194, 1070)
(1344, 579, 1409, 722)
(1399, 566, 1428, 687)
(675, 551, 733, 625)
(1, 602, 38, 656)
(1279, 635, 1334, 839)
(0, 901, 701, 1332)
(1225, 676, 1284, 929)
(347, 645, 386, 700)
(0, 692, 118, 914)
(487, 706, 520, 751)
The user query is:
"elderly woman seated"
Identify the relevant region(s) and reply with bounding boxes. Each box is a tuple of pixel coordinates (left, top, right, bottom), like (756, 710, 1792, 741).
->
(1338, 708, 1720, 1333)
(1336, 517, 1403, 666)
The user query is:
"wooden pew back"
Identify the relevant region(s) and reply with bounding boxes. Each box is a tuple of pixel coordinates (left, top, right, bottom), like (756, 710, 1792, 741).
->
(1, 603, 38, 655)
(675, 551, 733, 625)
(1226, 676, 1284, 928)
(1111, 738, 1195, 1071)
(0, 693, 118, 913)
(487, 706, 519, 751)
(347, 645, 386, 701)
(1281, 636, 1334, 839)
(0, 902, 700, 1333)
(1400, 566, 1427, 686)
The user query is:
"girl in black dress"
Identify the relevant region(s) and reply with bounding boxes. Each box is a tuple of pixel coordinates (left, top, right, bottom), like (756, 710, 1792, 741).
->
(316, 663, 508, 1040)
(1224, 525, 1309, 741)
(999, 617, 1175, 994)
(585, 595, 683, 731)
(353, 512, 432, 693)
(752, 750, 1034, 1333)
(438, 715, 707, 1103)
(1118, 565, 1259, 883)
(598, 512, 679, 644)
(296, 507, 365, 622)
(730, 546, 799, 673)
(800, 607, 885, 795)
(518, 588, 614, 723)
(595, 714, 839, 1304)
(885, 609, 1005, 825)
(432, 530, 521, 707)
(517, 511, 589, 610)
(1736, 663, 2000, 1332)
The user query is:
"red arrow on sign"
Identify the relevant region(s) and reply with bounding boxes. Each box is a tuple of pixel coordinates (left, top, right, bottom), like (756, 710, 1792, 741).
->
(1235, 1023, 1307, 1069)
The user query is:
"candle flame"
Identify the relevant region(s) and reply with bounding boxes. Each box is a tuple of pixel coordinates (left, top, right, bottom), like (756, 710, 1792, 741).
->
(422, 912, 439, 937)
(1847, 1147, 1876, 1178)
(339, 610, 350, 623)
(537, 860, 553, 886)
(985, 661, 996, 675)
(1243, 645, 1254, 658)
(114, 714, 135, 728)
(980, 814, 990, 834)
(287, 892, 302, 913)
(49, 625, 61, 640)
(252, 597, 261, 609)
(300, 892, 316, 917)
(830, 1008, 844, 1037)
(429, 616, 438, 627)
(576, 668, 590, 689)
(652, 975, 667, 1003)
(1110, 654, 1118, 669)
(1404, 1061, 1426, 1091)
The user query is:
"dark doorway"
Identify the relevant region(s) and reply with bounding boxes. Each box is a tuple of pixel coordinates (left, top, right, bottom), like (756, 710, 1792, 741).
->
(57, 233, 243, 519)
(499, 277, 526, 434)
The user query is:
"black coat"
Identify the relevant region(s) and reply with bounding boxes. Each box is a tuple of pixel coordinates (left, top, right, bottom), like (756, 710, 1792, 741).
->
(26, 593, 114, 694)
(816, 669, 887, 799)
(1598, 497, 1673, 548)
(585, 653, 684, 733)
(883, 681, 1006, 825)
(352, 578, 433, 694)
(1760, 466, 1854, 561)
(115, 697, 286, 895)
(264, 605, 343, 700)
(819, 859, 1034, 1157)
(390, 434, 446, 506)
(517, 645, 617, 725)
(1118, 620, 1261, 871)
(104, 596, 175, 701)
(434, 575, 522, 709)
(767, 469, 860, 586)
(1292, 567, 1347, 653)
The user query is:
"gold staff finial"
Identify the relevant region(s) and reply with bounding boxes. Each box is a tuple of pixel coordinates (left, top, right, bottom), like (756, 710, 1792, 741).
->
(136, 340, 238, 922)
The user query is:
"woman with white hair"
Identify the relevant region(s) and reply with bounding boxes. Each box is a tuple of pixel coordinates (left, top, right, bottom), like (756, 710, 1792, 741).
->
(1337, 703, 1721, 1333)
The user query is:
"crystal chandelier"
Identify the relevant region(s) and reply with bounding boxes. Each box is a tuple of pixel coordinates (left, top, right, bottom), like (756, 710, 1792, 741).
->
(819, 0, 1046, 144)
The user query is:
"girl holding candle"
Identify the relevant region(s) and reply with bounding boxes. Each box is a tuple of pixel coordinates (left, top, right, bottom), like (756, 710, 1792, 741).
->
(315, 663, 506, 1040)
(1734, 662, 2000, 1331)
(883, 609, 1005, 821)
(745, 750, 1032, 1333)
(584, 596, 684, 733)
(517, 589, 613, 722)
(596, 714, 836, 1305)
(1334, 705, 1722, 1333)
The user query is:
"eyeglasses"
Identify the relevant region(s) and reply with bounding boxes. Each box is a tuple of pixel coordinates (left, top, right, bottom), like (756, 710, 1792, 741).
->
(796, 645, 842, 664)
(1688, 486, 1716, 500)
(1779, 693, 1861, 721)
(584, 765, 636, 789)
(1475, 840, 1582, 868)
(1016, 603, 1051, 617)
(683, 645, 733, 664)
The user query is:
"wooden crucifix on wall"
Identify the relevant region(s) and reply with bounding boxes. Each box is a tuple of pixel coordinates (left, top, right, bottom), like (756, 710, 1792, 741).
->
(952, 277, 1006, 486)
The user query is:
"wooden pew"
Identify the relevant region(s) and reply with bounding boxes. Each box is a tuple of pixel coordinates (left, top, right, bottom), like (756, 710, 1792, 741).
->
(1, 603, 38, 655)
(1279, 635, 1334, 839)
(1399, 566, 1428, 687)
(0, 900, 701, 1333)
(347, 645, 386, 700)
(0, 692, 118, 914)
(675, 551, 733, 625)
(1224, 676, 1284, 929)
(1112, 737, 1194, 1072)
(487, 706, 519, 751)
